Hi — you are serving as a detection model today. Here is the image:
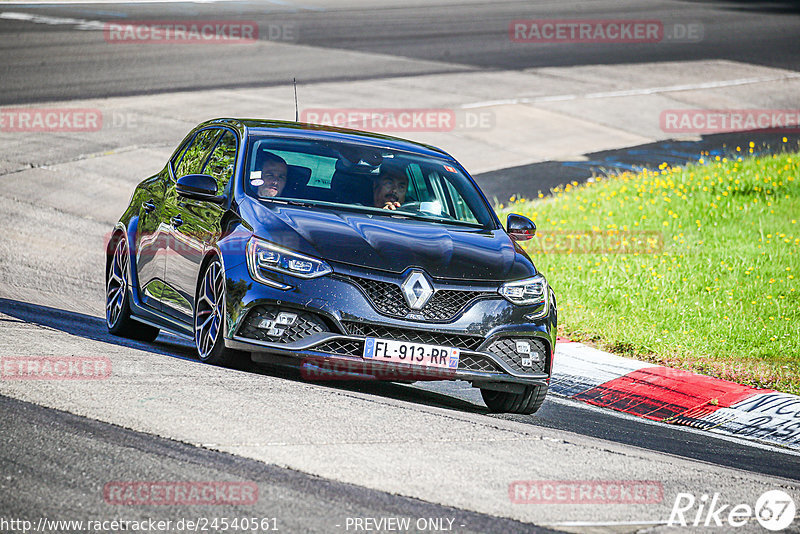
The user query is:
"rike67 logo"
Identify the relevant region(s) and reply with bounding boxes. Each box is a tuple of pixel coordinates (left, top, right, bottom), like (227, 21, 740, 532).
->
(669, 490, 796, 530)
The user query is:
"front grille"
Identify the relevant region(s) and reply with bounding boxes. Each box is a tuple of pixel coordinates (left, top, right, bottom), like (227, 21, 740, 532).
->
(313, 339, 364, 357)
(487, 337, 548, 374)
(343, 275, 487, 322)
(238, 306, 327, 343)
(351, 277, 408, 317)
(424, 290, 486, 321)
(458, 354, 500, 373)
(343, 322, 484, 351)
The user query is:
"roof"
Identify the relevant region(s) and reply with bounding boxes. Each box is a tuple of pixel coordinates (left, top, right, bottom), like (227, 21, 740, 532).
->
(199, 118, 454, 160)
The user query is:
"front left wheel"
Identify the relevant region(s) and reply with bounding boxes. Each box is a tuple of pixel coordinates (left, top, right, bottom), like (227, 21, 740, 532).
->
(480, 384, 548, 415)
(194, 257, 246, 367)
(106, 235, 159, 342)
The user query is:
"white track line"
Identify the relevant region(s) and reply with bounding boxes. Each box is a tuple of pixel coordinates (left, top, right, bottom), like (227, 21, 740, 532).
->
(1, 11, 103, 28)
(0, 1, 324, 9)
(0, 0, 276, 4)
(549, 520, 669, 527)
(462, 73, 800, 109)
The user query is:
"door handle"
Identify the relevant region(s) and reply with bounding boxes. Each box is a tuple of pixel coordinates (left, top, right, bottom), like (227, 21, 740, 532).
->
(171, 215, 183, 228)
(142, 200, 156, 213)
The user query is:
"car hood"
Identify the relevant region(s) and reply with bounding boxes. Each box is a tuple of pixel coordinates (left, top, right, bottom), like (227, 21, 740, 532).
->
(242, 200, 536, 281)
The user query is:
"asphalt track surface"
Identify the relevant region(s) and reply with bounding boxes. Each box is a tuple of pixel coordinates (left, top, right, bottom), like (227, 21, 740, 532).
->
(3, 297, 800, 485)
(0, 0, 799, 104)
(2, 1, 800, 532)
(2, 298, 800, 532)
(2, 394, 556, 534)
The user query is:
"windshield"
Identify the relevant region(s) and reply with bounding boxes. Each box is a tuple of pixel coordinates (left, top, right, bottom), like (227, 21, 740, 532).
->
(243, 136, 495, 228)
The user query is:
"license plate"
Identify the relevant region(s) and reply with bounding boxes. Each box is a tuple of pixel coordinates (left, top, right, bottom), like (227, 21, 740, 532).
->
(363, 337, 459, 369)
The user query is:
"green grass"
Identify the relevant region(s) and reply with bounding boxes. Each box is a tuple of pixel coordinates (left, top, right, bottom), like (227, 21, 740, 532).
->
(498, 143, 800, 395)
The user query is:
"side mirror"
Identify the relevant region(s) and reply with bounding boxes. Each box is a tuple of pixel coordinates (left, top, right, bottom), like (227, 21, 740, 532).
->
(176, 174, 225, 204)
(507, 213, 536, 241)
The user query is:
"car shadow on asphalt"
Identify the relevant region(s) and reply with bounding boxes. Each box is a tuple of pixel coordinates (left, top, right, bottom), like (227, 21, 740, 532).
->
(0, 297, 488, 415)
(0, 297, 203, 362)
(251, 358, 489, 415)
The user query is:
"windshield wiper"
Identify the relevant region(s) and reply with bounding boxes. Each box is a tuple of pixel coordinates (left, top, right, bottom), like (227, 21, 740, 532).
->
(261, 198, 317, 208)
(387, 210, 485, 228)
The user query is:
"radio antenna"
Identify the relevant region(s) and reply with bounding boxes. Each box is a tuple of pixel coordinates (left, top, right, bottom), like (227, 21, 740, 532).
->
(293, 77, 299, 122)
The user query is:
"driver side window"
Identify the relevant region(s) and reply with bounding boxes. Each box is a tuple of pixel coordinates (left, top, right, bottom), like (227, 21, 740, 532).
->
(202, 130, 237, 194)
(175, 129, 221, 179)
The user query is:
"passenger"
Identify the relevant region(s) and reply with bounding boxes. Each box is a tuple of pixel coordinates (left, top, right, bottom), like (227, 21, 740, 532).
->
(372, 169, 408, 210)
(255, 152, 288, 198)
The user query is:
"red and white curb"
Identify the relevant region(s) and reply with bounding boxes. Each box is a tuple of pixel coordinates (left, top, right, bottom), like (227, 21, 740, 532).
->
(551, 341, 800, 451)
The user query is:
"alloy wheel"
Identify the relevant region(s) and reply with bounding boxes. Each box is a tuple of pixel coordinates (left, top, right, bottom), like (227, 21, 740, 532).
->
(195, 260, 225, 360)
(106, 238, 129, 328)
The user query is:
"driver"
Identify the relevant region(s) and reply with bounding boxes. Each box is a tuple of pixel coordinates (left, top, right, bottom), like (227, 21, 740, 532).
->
(372, 169, 408, 210)
(255, 152, 288, 198)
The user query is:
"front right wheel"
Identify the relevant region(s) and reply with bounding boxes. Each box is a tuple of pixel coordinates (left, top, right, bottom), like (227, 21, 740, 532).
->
(480, 384, 548, 415)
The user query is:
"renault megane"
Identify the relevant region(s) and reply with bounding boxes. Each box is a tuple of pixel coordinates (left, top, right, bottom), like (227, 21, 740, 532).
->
(105, 118, 557, 414)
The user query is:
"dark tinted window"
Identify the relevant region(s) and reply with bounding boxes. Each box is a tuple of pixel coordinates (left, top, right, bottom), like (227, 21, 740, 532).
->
(202, 130, 237, 193)
(175, 128, 221, 179)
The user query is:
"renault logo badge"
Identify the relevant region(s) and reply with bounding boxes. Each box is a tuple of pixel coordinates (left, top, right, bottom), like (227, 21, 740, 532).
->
(401, 270, 434, 310)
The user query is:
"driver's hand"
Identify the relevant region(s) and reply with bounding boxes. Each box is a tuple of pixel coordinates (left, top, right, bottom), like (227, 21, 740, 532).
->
(382, 201, 401, 210)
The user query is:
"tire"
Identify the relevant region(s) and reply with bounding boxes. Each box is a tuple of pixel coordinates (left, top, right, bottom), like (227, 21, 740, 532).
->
(106, 235, 160, 342)
(480, 384, 548, 415)
(193, 257, 247, 367)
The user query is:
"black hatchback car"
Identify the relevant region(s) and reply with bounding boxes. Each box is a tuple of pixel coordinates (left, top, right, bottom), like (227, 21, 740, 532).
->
(106, 119, 557, 414)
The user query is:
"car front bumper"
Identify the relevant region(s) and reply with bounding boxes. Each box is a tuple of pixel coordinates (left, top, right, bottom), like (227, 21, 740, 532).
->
(221, 258, 557, 385)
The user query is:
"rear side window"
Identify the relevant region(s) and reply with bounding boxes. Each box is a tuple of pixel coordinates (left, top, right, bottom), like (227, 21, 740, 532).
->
(406, 164, 428, 203)
(203, 130, 238, 193)
(175, 128, 221, 179)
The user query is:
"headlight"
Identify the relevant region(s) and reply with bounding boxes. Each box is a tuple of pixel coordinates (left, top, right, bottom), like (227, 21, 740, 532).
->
(499, 274, 549, 307)
(246, 237, 332, 289)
